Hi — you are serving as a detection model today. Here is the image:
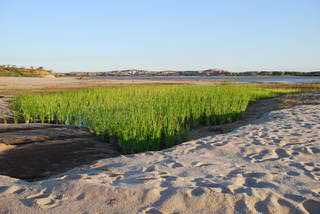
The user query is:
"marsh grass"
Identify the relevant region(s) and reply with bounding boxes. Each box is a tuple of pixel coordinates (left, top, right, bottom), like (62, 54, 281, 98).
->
(12, 85, 294, 153)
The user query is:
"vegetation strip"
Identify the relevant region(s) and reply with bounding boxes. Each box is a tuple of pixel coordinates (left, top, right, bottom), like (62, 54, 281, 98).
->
(11, 85, 294, 153)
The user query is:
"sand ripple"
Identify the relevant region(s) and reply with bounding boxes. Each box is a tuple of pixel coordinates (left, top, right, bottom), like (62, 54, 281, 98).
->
(0, 105, 320, 213)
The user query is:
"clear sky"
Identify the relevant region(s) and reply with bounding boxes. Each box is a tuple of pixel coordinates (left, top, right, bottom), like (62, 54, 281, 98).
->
(0, 0, 319, 72)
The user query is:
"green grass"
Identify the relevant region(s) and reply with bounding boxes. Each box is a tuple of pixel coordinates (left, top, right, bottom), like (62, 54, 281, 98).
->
(12, 85, 294, 153)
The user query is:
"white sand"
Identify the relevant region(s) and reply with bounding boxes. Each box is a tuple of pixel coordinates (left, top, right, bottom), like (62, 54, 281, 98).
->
(0, 105, 320, 213)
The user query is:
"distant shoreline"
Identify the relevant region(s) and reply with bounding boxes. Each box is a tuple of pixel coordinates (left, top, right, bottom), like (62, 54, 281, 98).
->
(57, 70, 320, 77)
(1, 65, 319, 77)
(77, 75, 320, 85)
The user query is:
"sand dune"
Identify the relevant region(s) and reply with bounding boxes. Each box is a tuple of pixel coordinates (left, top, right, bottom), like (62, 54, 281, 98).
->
(0, 105, 320, 213)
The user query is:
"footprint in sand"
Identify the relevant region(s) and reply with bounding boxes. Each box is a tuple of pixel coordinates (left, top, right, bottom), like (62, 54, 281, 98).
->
(245, 148, 291, 163)
(144, 165, 157, 172)
(157, 171, 172, 179)
(283, 193, 305, 202)
(287, 171, 300, 176)
(22, 188, 62, 209)
(140, 207, 162, 214)
(191, 161, 212, 168)
(5, 185, 25, 194)
(191, 187, 206, 197)
(0, 186, 8, 193)
(185, 141, 215, 153)
(159, 157, 184, 169)
(244, 177, 278, 189)
(303, 199, 320, 214)
(166, 161, 183, 168)
(289, 161, 320, 181)
(234, 199, 252, 213)
(75, 192, 86, 200)
(277, 198, 305, 214)
(254, 194, 305, 214)
(310, 146, 320, 154)
(35, 197, 56, 208)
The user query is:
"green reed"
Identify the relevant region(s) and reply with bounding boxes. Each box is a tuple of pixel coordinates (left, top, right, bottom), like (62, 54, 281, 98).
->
(12, 85, 293, 153)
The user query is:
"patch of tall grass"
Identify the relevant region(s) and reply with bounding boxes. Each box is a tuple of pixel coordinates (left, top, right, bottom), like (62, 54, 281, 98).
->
(12, 85, 293, 153)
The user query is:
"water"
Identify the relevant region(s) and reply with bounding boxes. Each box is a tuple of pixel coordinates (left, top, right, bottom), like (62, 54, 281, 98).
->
(99, 76, 320, 84)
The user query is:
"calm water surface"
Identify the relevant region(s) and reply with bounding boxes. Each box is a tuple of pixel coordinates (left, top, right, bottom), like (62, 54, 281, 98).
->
(101, 76, 320, 84)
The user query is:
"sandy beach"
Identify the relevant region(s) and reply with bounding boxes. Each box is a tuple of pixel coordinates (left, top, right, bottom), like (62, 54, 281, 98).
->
(2, 0, 320, 212)
(0, 103, 319, 213)
(0, 77, 224, 95)
(0, 78, 319, 213)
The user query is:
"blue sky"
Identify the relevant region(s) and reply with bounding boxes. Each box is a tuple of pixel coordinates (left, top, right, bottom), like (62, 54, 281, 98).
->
(0, 0, 319, 72)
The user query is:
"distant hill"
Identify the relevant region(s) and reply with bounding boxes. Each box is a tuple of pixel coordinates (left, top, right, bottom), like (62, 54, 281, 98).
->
(2, 65, 319, 77)
(242, 71, 320, 76)
(57, 69, 320, 77)
(57, 69, 232, 77)
(0, 65, 55, 77)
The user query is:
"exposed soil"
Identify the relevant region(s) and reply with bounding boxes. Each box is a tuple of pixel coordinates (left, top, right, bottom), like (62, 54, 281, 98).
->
(0, 91, 319, 181)
(0, 124, 119, 181)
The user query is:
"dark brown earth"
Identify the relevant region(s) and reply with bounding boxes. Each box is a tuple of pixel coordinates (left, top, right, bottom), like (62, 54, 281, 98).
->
(0, 124, 119, 181)
(0, 91, 319, 181)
